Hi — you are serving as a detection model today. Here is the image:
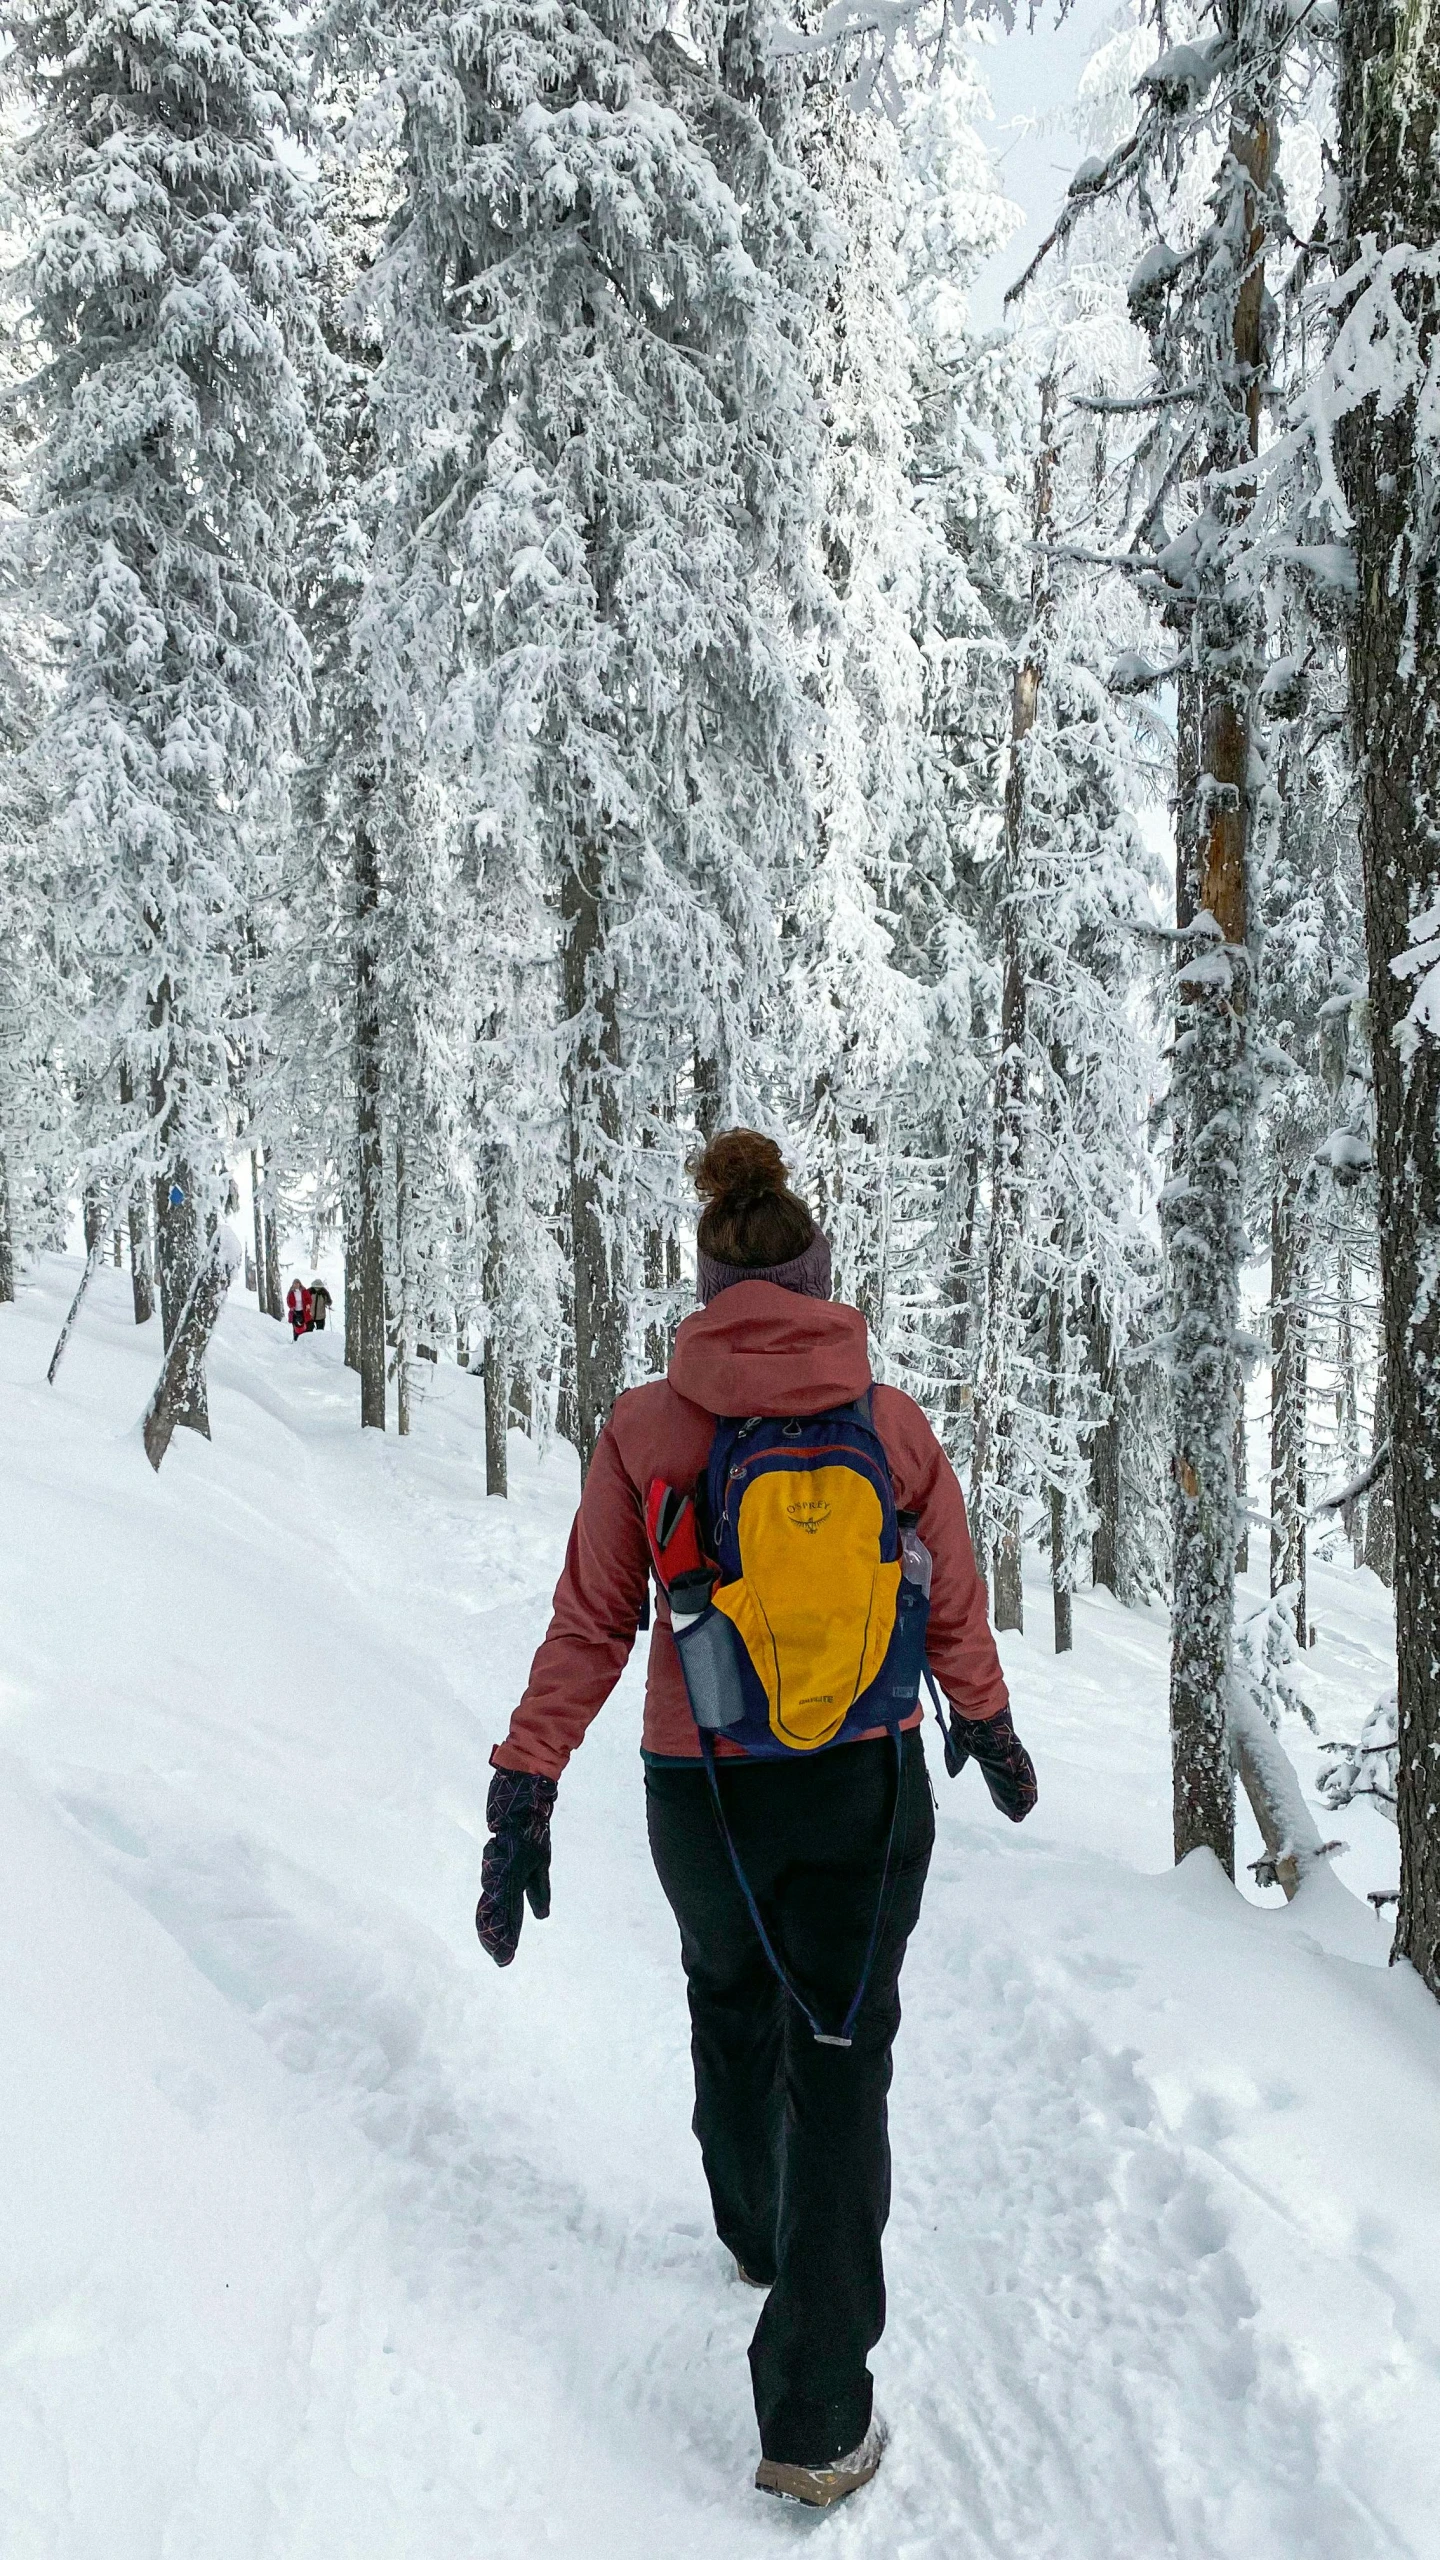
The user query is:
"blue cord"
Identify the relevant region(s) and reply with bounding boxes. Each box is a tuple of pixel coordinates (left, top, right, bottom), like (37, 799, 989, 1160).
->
(698, 1726, 905, 2050)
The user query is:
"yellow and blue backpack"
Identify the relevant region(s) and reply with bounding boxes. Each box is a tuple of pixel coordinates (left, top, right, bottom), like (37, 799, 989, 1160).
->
(699, 1397, 929, 1754)
(646, 1396, 933, 2045)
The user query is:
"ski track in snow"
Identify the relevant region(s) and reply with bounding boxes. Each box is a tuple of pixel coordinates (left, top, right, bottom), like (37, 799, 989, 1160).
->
(3, 1264, 1438, 2560)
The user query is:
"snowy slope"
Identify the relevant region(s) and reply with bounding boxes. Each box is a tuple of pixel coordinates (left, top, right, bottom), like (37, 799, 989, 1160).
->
(3, 1262, 1437, 2560)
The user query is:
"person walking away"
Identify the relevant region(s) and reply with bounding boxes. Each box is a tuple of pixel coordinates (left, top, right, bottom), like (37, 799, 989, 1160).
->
(286, 1278, 313, 1339)
(477, 1131, 1036, 2507)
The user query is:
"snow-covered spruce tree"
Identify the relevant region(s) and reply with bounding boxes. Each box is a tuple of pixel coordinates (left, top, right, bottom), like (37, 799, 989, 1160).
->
(325, 0, 822, 1471)
(1020, 0, 1318, 1866)
(9, 0, 322, 1426)
(280, 123, 403, 1429)
(883, 56, 1023, 1438)
(0, 389, 63, 1303)
(1331, 0, 1440, 1995)
(781, 53, 928, 1342)
(955, 286, 1165, 1647)
(967, 375, 1060, 1635)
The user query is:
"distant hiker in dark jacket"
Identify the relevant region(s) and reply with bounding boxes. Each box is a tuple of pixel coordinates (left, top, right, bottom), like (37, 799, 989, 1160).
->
(310, 1280, 332, 1331)
(479, 1131, 1036, 2510)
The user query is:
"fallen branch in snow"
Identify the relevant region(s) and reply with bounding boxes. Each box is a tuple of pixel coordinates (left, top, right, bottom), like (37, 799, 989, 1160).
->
(47, 1238, 106, 1386)
(141, 1225, 241, 1472)
(1229, 1682, 1345, 1901)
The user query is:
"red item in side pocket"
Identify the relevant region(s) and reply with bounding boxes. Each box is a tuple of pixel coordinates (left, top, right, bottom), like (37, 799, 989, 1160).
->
(644, 1479, 715, 1611)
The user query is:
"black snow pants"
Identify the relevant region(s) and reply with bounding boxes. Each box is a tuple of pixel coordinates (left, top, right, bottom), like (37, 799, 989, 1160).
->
(645, 1728, 935, 2467)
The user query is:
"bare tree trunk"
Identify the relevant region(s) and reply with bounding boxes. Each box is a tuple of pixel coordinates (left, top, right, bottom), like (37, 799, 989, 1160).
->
(0, 1145, 13, 1304)
(643, 1219, 666, 1377)
(1334, 1240, 1363, 1562)
(1363, 1355, 1395, 1584)
(128, 1188, 154, 1324)
(563, 839, 625, 1475)
(48, 1238, 105, 1384)
(1270, 1165, 1308, 1644)
(642, 1117, 670, 1376)
(353, 815, 387, 1431)
(150, 985, 208, 1438)
(1234, 1407, 1250, 1576)
(343, 1193, 362, 1373)
(395, 1131, 413, 1439)
(1047, 1279, 1072, 1654)
(1083, 1275, 1121, 1593)
(1336, 0, 1440, 1996)
(988, 1478, 1024, 1633)
(693, 1048, 722, 1147)
(556, 1222, 579, 1455)
(247, 1143, 282, 1321)
(260, 1152, 282, 1320)
(118, 1064, 155, 1325)
(483, 1200, 507, 1496)
(666, 1229, 682, 1360)
(142, 1230, 237, 1470)
(250, 1150, 267, 1307)
(942, 1135, 982, 1457)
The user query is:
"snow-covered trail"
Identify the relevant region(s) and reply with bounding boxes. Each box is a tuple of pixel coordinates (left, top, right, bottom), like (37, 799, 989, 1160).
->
(4, 1264, 1438, 2560)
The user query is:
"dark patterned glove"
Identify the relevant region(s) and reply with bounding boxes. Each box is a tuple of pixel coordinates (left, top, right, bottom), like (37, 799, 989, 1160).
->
(476, 1769, 558, 1966)
(945, 1703, 1037, 1822)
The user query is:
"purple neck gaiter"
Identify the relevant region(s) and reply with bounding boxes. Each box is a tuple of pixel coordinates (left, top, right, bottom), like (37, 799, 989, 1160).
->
(696, 1229, 833, 1306)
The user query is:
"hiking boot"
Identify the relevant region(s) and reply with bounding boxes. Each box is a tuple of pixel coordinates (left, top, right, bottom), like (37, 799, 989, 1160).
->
(755, 2417, 887, 2507)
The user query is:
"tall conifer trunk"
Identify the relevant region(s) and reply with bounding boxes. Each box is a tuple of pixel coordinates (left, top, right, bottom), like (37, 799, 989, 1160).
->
(971, 377, 1057, 1633)
(251, 1148, 281, 1321)
(1334, 1241, 1362, 1562)
(1336, 0, 1440, 1995)
(1047, 1276, 1073, 1653)
(118, 1062, 154, 1324)
(149, 980, 207, 1435)
(1364, 1357, 1395, 1584)
(395, 1129, 413, 1439)
(563, 841, 624, 1475)
(0, 1146, 13, 1304)
(483, 1200, 508, 1497)
(1270, 1166, 1308, 1643)
(1166, 80, 1272, 1877)
(1083, 1273, 1121, 1593)
(353, 815, 387, 1430)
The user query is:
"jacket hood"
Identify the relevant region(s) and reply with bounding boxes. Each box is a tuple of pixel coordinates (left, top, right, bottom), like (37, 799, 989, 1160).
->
(667, 1280, 872, 1418)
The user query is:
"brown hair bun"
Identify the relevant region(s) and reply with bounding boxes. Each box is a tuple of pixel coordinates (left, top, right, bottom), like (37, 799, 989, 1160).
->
(693, 1128, 815, 1269)
(694, 1129, 789, 1208)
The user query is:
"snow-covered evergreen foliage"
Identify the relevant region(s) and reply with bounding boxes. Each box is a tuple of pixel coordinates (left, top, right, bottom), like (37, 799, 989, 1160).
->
(7, 0, 323, 1359)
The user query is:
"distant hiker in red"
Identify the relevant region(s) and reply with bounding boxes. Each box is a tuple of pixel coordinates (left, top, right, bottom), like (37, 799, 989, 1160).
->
(286, 1280, 312, 1339)
(479, 1132, 1036, 2509)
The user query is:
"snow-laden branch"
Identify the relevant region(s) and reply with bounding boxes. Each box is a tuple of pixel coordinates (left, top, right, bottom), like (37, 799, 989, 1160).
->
(1313, 1439, 1390, 1516)
(767, 0, 1011, 115)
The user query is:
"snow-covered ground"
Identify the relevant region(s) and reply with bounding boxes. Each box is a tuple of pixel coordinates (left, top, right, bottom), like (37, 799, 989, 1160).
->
(3, 1260, 1436, 2560)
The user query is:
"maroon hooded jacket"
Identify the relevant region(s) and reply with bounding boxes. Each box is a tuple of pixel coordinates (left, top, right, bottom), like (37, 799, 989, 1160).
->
(492, 1281, 1009, 1781)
